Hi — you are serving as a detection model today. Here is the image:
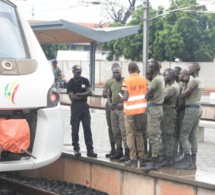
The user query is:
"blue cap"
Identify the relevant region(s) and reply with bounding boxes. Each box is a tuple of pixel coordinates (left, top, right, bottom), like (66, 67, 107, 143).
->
(51, 59, 57, 63)
(72, 65, 82, 73)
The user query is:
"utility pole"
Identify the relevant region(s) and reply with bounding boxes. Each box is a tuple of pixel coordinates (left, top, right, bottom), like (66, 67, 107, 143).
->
(143, 0, 149, 77)
(32, 5, 34, 20)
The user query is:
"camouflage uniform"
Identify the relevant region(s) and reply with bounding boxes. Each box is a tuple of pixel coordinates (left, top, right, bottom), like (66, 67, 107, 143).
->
(109, 79, 127, 149)
(180, 77, 204, 155)
(174, 81, 185, 155)
(161, 82, 179, 158)
(104, 78, 115, 146)
(147, 75, 165, 158)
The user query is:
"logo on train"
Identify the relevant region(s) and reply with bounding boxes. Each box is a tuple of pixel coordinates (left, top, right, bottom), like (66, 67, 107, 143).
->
(4, 81, 20, 104)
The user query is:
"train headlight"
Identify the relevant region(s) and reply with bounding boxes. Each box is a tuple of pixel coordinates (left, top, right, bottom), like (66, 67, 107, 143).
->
(47, 87, 60, 107)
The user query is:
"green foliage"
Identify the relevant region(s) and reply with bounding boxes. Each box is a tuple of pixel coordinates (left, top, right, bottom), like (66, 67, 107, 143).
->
(101, 0, 215, 62)
(41, 44, 68, 60)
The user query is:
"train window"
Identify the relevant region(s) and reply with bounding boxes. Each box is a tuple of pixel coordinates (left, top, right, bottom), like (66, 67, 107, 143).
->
(0, 1, 27, 59)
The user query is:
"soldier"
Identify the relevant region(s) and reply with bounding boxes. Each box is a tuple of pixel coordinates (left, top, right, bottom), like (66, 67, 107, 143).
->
(173, 66, 182, 83)
(159, 68, 180, 167)
(102, 63, 120, 158)
(142, 61, 165, 172)
(173, 66, 184, 161)
(51, 59, 62, 89)
(108, 67, 129, 161)
(174, 69, 190, 162)
(176, 63, 204, 170)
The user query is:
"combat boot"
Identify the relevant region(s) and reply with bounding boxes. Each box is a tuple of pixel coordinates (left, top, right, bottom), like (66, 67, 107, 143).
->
(119, 147, 130, 162)
(142, 157, 159, 172)
(74, 150, 81, 157)
(158, 155, 166, 164)
(176, 154, 194, 170)
(192, 154, 197, 170)
(139, 158, 146, 167)
(105, 143, 116, 158)
(87, 150, 97, 158)
(110, 146, 123, 159)
(174, 152, 184, 163)
(124, 159, 137, 167)
(158, 157, 173, 168)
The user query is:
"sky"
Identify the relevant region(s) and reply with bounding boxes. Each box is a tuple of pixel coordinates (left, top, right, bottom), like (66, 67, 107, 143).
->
(13, 0, 215, 23)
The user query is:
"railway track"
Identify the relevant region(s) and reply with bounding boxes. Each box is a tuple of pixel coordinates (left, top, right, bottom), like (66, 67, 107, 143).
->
(0, 173, 108, 195)
(0, 177, 59, 195)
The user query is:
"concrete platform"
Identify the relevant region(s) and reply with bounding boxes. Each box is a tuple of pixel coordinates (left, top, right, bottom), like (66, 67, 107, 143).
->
(60, 105, 215, 194)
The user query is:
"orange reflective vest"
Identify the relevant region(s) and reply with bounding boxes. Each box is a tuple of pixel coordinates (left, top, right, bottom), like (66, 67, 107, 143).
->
(122, 73, 147, 115)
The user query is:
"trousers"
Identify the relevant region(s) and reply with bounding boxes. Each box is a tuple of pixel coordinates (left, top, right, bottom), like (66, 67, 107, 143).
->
(70, 102, 93, 151)
(142, 112, 148, 149)
(147, 106, 163, 158)
(161, 107, 176, 158)
(111, 109, 127, 148)
(180, 107, 202, 155)
(124, 113, 145, 160)
(174, 109, 185, 154)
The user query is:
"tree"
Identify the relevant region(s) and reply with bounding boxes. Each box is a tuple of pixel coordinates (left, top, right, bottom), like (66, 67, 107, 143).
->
(101, 0, 215, 62)
(101, 5, 165, 61)
(101, 0, 137, 24)
(41, 44, 67, 60)
(153, 0, 215, 61)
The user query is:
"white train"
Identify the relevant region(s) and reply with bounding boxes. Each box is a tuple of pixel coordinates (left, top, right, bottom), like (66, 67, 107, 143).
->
(0, 0, 64, 171)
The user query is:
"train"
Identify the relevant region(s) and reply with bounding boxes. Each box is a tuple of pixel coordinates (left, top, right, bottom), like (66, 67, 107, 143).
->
(0, 0, 64, 171)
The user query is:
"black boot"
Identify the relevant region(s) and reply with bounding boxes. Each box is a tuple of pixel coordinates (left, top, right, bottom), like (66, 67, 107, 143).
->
(119, 147, 130, 162)
(106, 143, 116, 158)
(87, 150, 97, 158)
(74, 150, 81, 157)
(124, 159, 137, 167)
(158, 155, 166, 163)
(139, 158, 146, 167)
(192, 154, 197, 170)
(110, 146, 123, 159)
(158, 157, 173, 168)
(176, 154, 194, 170)
(174, 152, 184, 163)
(142, 157, 159, 172)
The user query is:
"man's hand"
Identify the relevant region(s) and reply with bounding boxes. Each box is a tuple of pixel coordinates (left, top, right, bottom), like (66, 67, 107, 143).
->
(116, 103, 123, 110)
(110, 103, 116, 110)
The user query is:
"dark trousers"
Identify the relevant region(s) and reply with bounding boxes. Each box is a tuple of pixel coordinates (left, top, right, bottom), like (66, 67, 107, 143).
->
(70, 102, 93, 151)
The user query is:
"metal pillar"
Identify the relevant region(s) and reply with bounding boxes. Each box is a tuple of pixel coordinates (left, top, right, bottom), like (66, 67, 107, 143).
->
(90, 42, 96, 90)
(143, 0, 149, 77)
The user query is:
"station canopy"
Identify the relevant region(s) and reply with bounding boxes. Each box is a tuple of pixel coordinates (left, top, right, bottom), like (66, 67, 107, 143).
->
(30, 19, 140, 44)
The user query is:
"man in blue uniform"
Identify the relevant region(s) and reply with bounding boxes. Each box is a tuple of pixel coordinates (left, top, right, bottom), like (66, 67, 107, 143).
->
(67, 65, 97, 158)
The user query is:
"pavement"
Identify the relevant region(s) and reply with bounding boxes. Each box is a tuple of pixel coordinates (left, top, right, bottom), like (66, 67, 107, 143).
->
(61, 105, 215, 174)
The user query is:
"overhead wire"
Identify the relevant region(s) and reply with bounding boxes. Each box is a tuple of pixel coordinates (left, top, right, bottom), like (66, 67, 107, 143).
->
(17, 0, 215, 20)
(15, 0, 77, 8)
(17, 0, 93, 14)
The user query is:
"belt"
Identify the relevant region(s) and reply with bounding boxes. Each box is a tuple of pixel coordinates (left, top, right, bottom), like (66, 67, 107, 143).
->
(148, 103, 162, 107)
(186, 104, 200, 108)
(163, 105, 174, 109)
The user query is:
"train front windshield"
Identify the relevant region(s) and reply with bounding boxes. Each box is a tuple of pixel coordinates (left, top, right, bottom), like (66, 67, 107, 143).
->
(0, 1, 27, 59)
